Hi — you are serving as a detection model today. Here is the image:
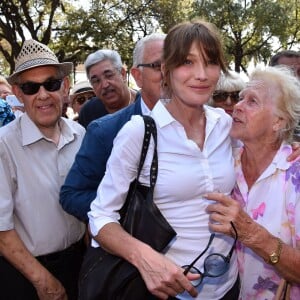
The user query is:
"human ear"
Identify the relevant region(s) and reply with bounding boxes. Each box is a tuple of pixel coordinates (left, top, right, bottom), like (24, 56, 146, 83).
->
(62, 77, 71, 97)
(272, 116, 285, 132)
(130, 67, 142, 88)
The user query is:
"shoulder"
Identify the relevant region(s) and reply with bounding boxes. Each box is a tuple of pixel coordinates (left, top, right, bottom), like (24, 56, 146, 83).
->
(88, 97, 103, 107)
(61, 117, 86, 137)
(205, 105, 232, 130)
(78, 97, 108, 128)
(206, 105, 231, 120)
(87, 100, 142, 134)
(0, 98, 9, 107)
(0, 117, 18, 138)
(79, 97, 107, 117)
(113, 114, 145, 143)
(63, 117, 85, 130)
(0, 119, 20, 158)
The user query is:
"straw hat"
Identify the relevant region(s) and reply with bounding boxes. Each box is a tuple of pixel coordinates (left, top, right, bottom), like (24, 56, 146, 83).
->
(7, 39, 73, 85)
(70, 81, 94, 99)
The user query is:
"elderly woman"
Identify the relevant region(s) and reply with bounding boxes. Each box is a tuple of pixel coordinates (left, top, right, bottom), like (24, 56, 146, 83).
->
(206, 66, 300, 299)
(209, 71, 246, 116)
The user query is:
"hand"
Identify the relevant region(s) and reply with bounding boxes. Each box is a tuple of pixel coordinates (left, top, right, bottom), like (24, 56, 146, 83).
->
(287, 142, 300, 161)
(205, 192, 257, 244)
(136, 245, 199, 299)
(33, 270, 67, 300)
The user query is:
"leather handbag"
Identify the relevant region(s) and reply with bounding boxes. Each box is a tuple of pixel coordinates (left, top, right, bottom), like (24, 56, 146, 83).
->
(78, 115, 177, 300)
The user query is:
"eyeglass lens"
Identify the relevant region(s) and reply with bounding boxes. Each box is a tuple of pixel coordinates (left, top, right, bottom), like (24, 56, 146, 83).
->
(213, 91, 240, 103)
(183, 222, 238, 287)
(20, 79, 63, 95)
(90, 70, 118, 87)
(137, 62, 161, 71)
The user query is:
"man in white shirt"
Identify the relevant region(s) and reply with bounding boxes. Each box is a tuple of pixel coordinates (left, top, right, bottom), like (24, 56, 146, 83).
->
(0, 39, 85, 300)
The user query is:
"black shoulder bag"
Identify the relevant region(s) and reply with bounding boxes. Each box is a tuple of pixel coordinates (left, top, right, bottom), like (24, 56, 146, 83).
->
(78, 115, 177, 300)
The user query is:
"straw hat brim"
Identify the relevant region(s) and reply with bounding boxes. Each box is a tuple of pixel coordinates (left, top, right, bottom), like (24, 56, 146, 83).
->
(7, 60, 73, 85)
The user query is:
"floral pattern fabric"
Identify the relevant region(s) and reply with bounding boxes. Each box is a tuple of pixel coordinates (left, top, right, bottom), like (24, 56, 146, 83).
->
(0, 98, 15, 127)
(232, 143, 300, 300)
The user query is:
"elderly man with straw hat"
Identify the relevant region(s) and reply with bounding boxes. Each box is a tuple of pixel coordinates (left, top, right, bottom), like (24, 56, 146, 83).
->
(0, 40, 86, 300)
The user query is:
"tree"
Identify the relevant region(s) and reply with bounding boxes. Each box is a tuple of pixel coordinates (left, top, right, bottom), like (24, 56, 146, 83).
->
(55, 0, 161, 70)
(1, 0, 300, 76)
(0, 0, 64, 75)
(150, 0, 194, 33)
(191, 0, 300, 73)
(55, 0, 194, 71)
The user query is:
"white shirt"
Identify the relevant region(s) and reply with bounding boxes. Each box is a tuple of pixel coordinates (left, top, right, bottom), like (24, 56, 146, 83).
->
(89, 101, 238, 299)
(140, 96, 151, 115)
(0, 113, 86, 256)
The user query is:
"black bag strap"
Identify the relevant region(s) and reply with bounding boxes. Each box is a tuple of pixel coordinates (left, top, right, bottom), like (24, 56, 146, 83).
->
(136, 115, 158, 189)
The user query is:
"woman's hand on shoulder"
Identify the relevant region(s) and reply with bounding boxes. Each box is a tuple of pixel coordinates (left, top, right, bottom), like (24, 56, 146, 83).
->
(288, 142, 300, 161)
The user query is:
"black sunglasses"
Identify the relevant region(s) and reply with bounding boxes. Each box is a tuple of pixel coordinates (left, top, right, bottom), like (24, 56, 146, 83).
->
(19, 79, 63, 95)
(137, 62, 161, 71)
(75, 94, 94, 105)
(212, 91, 240, 103)
(182, 222, 237, 287)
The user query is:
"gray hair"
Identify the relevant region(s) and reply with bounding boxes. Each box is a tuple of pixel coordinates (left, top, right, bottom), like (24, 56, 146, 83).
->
(132, 33, 166, 67)
(216, 70, 246, 91)
(84, 49, 123, 78)
(208, 70, 246, 106)
(0, 75, 11, 88)
(269, 50, 300, 66)
(250, 66, 300, 143)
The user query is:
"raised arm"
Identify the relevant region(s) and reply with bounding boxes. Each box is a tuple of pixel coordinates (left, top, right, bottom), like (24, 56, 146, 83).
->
(206, 192, 300, 284)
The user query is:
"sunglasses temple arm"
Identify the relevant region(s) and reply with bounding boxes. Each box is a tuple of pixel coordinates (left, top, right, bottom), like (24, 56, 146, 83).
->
(225, 221, 238, 262)
(183, 233, 215, 275)
(226, 243, 236, 262)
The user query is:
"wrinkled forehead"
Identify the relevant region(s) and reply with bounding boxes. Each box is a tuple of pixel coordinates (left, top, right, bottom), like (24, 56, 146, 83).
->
(244, 79, 266, 91)
(243, 78, 279, 102)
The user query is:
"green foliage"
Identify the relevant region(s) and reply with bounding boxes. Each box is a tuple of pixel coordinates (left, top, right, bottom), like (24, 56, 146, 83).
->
(54, 0, 160, 69)
(191, 0, 300, 73)
(150, 0, 194, 32)
(0, 0, 300, 76)
(0, 0, 64, 74)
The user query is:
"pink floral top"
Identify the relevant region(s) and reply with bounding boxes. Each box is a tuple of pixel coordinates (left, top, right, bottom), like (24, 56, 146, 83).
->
(232, 143, 300, 300)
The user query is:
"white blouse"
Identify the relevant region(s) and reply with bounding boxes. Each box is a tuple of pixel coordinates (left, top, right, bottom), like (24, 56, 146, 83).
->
(88, 100, 238, 299)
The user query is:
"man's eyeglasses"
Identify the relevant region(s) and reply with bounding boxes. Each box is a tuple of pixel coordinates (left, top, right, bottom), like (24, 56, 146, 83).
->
(137, 62, 161, 72)
(90, 70, 119, 87)
(182, 222, 237, 287)
(212, 91, 240, 103)
(19, 79, 63, 95)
